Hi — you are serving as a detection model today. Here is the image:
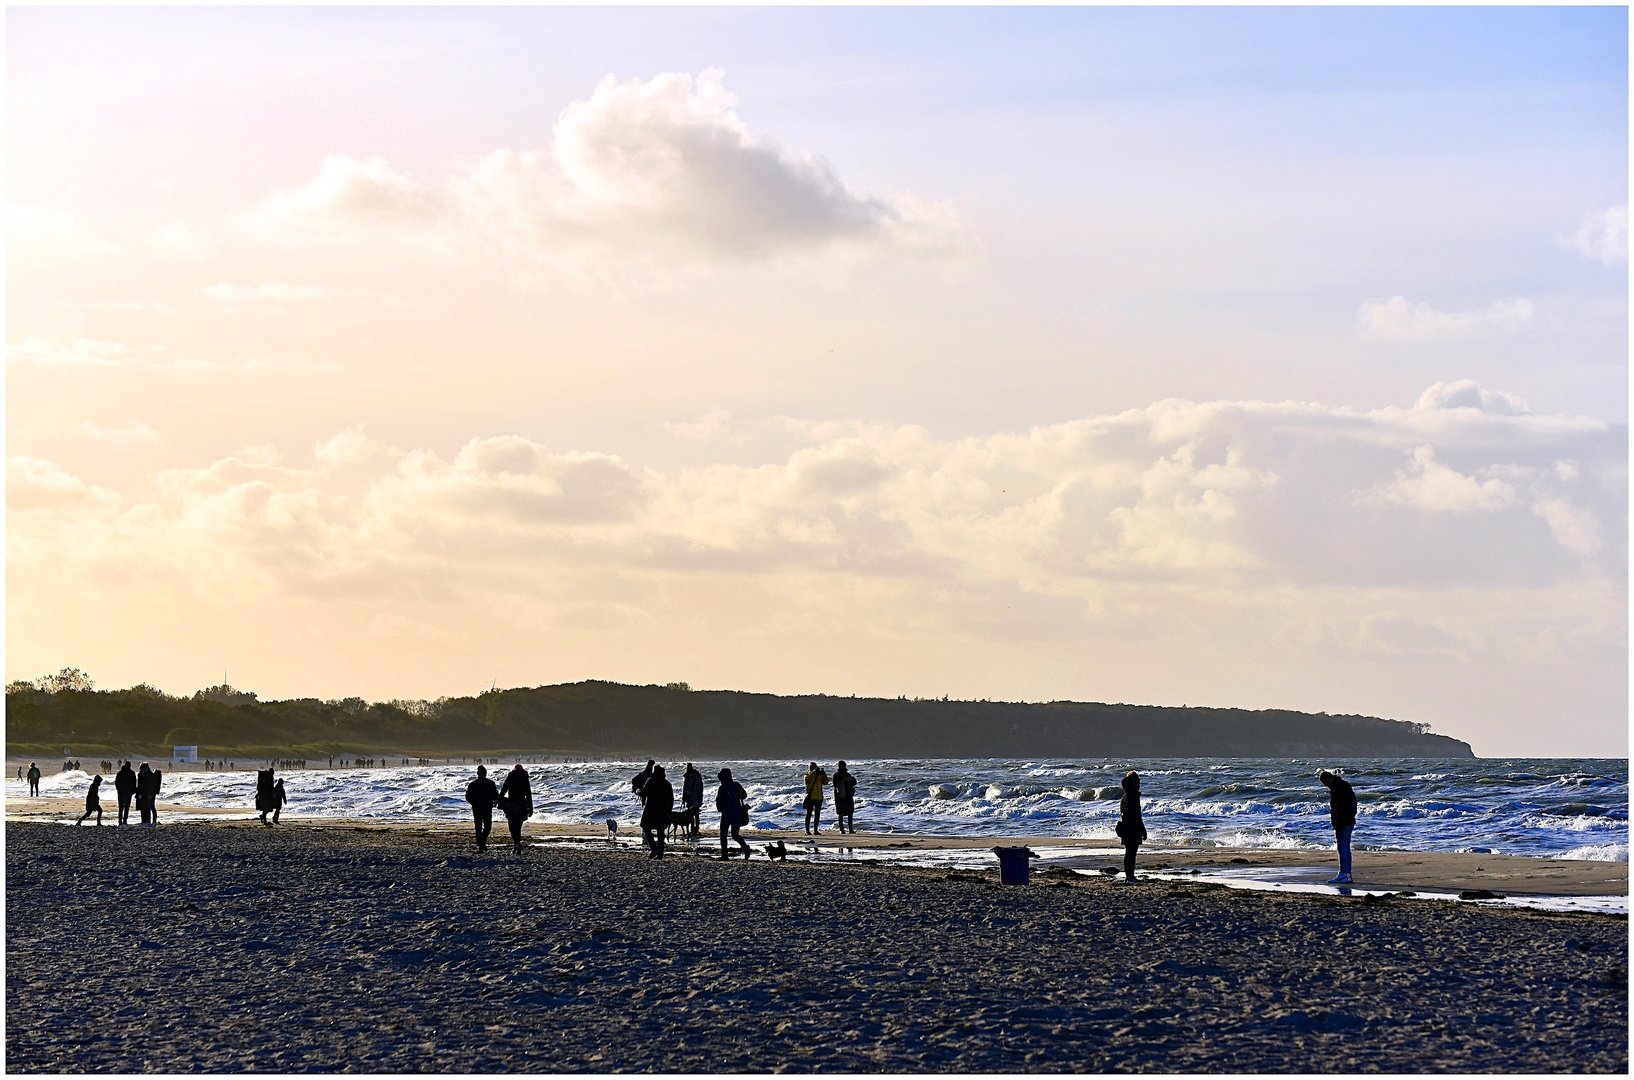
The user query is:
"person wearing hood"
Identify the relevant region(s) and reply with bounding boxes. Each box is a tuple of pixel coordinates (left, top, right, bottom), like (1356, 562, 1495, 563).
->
(465, 765, 500, 852)
(499, 764, 534, 854)
(1114, 771, 1147, 884)
(113, 762, 136, 824)
(1319, 770, 1358, 884)
(715, 768, 751, 859)
(76, 774, 105, 826)
(640, 765, 675, 860)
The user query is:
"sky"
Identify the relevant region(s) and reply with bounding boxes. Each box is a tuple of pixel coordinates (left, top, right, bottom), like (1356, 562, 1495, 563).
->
(6, 7, 1627, 756)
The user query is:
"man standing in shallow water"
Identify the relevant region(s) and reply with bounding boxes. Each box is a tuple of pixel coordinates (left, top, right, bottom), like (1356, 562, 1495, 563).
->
(1319, 769, 1357, 884)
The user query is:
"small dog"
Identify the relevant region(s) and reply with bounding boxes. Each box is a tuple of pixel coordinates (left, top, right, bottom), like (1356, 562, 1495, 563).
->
(606, 818, 618, 842)
(763, 840, 788, 861)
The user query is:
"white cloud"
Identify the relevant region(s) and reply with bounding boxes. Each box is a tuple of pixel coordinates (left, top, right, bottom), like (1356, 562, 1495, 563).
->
(7, 202, 120, 256)
(74, 421, 161, 445)
(10, 383, 1620, 620)
(1363, 446, 1516, 513)
(245, 70, 963, 272)
(7, 336, 343, 375)
(1562, 204, 1628, 267)
(1358, 296, 1536, 340)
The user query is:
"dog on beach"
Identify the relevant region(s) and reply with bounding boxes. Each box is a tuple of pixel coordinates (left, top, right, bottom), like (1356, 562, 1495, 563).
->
(763, 840, 788, 861)
(606, 818, 618, 842)
(666, 806, 701, 841)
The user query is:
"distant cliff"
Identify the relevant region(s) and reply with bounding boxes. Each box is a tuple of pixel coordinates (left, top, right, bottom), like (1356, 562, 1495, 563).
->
(6, 679, 1475, 758)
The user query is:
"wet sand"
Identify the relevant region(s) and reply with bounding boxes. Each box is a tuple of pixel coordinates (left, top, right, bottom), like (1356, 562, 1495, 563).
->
(6, 821, 1626, 1072)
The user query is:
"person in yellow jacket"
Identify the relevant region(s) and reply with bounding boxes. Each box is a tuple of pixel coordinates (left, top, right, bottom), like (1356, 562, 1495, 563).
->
(803, 762, 829, 835)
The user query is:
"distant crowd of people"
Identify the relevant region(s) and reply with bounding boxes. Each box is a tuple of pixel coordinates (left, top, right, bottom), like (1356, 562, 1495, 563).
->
(18, 753, 1362, 884)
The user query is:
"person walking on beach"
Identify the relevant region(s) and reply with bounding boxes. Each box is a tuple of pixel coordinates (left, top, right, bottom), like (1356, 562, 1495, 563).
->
(832, 761, 857, 834)
(76, 774, 105, 826)
(640, 765, 674, 859)
(271, 778, 287, 825)
(1319, 769, 1357, 884)
(681, 763, 704, 838)
(803, 762, 829, 835)
(256, 769, 277, 825)
(114, 762, 135, 824)
(499, 764, 534, 854)
(26, 762, 41, 797)
(1115, 771, 1147, 884)
(715, 767, 751, 859)
(465, 765, 499, 852)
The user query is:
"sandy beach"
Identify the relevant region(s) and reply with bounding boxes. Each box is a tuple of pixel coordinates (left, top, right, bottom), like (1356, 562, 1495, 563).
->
(6, 821, 1626, 1072)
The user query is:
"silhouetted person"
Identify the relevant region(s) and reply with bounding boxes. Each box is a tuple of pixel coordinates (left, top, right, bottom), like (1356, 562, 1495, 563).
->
(1115, 771, 1146, 884)
(833, 761, 857, 834)
(272, 779, 287, 825)
(716, 767, 751, 859)
(465, 765, 499, 851)
(803, 762, 829, 835)
(150, 767, 163, 824)
(632, 759, 656, 804)
(135, 764, 156, 826)
(256, 769, 277, 825)
(640, 765, 674, 860)
(1319, 770, 1357, 884)
(499, 764, 534, 854)
(26, 762, 41, 797)
(76, 775, 105, 826)
(681, 763, 704, 838)
(114, 762, 135, 824)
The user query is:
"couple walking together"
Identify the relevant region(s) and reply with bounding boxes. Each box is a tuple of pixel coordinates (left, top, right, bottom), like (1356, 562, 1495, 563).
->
(464, 764, 535, 854)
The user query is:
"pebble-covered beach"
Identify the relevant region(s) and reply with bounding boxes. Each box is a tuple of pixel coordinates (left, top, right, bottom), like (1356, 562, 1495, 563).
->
(6, 822, 1627, 1072)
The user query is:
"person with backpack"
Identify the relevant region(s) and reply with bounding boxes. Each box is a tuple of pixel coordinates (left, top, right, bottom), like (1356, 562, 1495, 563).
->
(715, 768, 751, 859)
(256, 769, 277, 826)
(135, 764, 157, 826)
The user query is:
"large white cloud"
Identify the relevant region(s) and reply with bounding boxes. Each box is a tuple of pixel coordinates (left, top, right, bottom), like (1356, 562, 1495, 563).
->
(245, 70, 962, 271)
(11, 384, 1622, 623)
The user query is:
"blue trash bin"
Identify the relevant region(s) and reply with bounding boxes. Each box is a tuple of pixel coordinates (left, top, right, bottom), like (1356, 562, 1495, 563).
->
(992, 845, 1038, 885)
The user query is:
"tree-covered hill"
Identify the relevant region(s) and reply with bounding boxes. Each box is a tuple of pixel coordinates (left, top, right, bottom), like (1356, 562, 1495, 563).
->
(6, 673, 1475, 759)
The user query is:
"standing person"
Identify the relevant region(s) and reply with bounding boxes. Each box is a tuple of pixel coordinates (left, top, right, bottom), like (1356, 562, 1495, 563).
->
(149, 767, 164, 825)
(464, 765, 499, 852)
(681, 763, 704, 838)
(76, 774, 105, 826)
(271, 779, 288, 825)
(256, 769, 277, 825)
(1115, 771, 1147, 884)
(114, 762, 136, 825)
(803, 762, 829, 835)
(1319, 770, 1358, 884)
(498, 764, 534, 855)
(26, 762, 41, 797)
(135, 764, 155, 826)
(640, 765, 674, 860)
(832, 761, 857, 834)
(715, 768, 751, 859)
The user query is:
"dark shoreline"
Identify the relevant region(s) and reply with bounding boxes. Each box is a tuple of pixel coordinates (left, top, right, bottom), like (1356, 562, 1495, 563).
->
(6, 822, 1626, 1072)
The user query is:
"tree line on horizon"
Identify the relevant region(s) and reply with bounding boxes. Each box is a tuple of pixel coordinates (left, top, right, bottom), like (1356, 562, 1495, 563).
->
(5, 668, 1474, 759)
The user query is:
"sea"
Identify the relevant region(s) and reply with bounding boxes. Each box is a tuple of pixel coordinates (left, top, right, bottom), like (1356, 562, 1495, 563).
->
(16, 756, 1626, 863)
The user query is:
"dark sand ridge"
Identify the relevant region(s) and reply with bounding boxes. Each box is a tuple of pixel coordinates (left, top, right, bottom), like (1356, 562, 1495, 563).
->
(5, 822, 1625, 1072)
(9, 797, 1627, 898)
